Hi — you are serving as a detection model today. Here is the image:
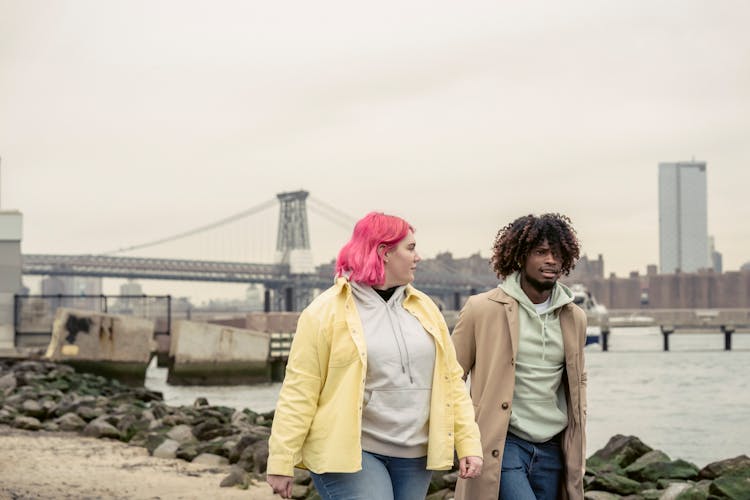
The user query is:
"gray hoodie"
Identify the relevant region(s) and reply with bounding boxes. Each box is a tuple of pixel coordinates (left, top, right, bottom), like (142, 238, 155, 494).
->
(350, 281, 436, 458)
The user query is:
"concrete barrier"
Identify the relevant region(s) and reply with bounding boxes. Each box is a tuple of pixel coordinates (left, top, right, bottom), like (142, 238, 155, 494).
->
(44, 308, 156, 385)
(167, 320, 270, 385)
(245, 312, 300, 333)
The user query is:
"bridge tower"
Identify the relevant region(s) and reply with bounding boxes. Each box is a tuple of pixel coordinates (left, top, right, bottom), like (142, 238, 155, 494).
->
(276, 190, 314, 274)
(273, 190, 315, 311)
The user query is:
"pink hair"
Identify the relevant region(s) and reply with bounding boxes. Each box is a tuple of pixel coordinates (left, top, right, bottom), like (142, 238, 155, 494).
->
(335, 212, 414, 286)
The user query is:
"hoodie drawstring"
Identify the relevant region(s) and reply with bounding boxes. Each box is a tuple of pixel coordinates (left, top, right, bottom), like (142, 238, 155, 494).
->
(539, 313, 549, 360)
(385, 301, 414, 384)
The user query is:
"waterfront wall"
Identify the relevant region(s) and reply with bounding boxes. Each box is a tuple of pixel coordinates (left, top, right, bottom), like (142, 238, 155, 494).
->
(567, 270, 750, 309)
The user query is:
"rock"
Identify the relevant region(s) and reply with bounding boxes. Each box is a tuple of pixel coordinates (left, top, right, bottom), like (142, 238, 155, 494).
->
(587, 472, 643, 495)
(20, 399, 46, 418)
(290, 483, 309, 499)
(623, 450, 671, 480)
(658, 482, 692, 500)
(425, 489, 454, 500)
(587, 435, 652, 472)
(194, 397, 210, 407)
(584, 492, 620, 500)
(167, 424, 198, 444)
(56, 412, 87, 431)
(252, 440, 269, 473)
(13, 415, 42, 430)
(228, 427, 272, 462)
(304, 489, 322, 500)
(145, 432, 169, 454)
(43, 421, 60, 431)
(0, 406, 16, 424)
(699, 454, 750, 479)
(76, 405, 104, 421)
(637, 489, 662, 500)
(220, 465, 248, 488)
(443, 471, 459, 487)
(192, 453, 229, 466)
(82, 418, 122, 439)
(176, 442, 201, 462)
(0, 373, 17, 394)
(708, 474, 750, 499)
(293, 468, 311, 485)
(674, 484, 709, 499)
(626, 459, 699, 482)
(153, 439, 181, 459)
(192, 417, 235, 441)
(150, 402, 170, 420)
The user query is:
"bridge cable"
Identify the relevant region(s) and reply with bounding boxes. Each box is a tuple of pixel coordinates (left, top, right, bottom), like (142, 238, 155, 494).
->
(307, 196, 358, 228)
(102, 198, 278, 255)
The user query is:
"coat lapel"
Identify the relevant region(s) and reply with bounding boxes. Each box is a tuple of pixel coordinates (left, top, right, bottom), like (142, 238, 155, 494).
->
(486, 287, 518, 360)
(559, 305, 578, 368)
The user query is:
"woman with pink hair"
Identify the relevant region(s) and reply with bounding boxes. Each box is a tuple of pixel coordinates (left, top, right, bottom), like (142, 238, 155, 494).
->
(267, 212, 483, 500)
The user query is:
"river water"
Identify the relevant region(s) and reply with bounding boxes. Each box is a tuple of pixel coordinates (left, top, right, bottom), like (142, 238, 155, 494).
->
(145, 327, 750, 468)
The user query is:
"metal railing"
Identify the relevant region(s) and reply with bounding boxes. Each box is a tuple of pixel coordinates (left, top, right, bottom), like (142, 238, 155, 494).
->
(13, 294, 172, 347)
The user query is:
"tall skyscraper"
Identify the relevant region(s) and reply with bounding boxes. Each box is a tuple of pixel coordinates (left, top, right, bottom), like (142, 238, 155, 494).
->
(658, 161, 709, 273)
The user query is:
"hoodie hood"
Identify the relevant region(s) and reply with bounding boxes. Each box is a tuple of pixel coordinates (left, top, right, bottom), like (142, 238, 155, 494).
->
(499, 272, 573, 360)
(499, 271, 574, 315)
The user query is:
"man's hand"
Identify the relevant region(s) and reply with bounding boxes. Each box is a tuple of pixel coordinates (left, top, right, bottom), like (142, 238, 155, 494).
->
(266, 474, 293, 498)
(458, 455, 483, 479)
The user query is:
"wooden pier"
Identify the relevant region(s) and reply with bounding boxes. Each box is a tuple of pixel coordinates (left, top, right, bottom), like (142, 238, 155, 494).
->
(598, 308, 750, 352)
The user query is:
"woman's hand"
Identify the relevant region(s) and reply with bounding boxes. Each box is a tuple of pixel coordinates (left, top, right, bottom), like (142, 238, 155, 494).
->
(458, 455, 483, 479)
(266, 474, 293, 498)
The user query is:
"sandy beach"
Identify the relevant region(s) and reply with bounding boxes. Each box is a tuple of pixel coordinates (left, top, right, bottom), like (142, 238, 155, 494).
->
(0, 425, 278, 500)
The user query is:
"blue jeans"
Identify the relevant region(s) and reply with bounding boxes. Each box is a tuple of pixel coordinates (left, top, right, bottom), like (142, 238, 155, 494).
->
(310, 451, 433, 500)
(499, 433, 563, 500)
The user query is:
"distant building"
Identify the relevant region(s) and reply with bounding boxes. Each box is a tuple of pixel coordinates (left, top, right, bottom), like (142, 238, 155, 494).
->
(709, 236, 722, 274)
(565, 254, 604, 283)
(658, 161, 709, 273)
(119, 280, 143, 296)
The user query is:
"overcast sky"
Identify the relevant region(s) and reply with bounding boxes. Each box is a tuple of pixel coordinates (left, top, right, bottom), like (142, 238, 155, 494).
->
(1, 0, 749, 300)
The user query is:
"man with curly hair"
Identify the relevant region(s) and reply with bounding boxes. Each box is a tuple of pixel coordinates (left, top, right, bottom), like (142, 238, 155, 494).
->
(453, 214, 588, 500)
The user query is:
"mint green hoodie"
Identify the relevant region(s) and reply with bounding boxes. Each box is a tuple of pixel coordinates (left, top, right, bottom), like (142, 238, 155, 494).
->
(499, 272, 574, 443)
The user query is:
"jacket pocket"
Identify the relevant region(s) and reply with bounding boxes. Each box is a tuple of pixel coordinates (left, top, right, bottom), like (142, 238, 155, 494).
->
(328, 321, 360, 367)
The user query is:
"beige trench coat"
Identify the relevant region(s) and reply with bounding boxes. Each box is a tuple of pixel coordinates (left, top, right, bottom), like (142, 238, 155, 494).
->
(452, 287, 587, 500)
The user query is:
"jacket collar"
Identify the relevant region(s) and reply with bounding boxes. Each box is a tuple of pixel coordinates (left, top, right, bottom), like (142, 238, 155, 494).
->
(486, 286, 513, 304)
(335, 275, 416, 300)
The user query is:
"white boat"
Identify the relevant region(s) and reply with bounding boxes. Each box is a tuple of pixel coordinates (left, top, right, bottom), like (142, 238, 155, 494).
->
(569, 284, 608, 346)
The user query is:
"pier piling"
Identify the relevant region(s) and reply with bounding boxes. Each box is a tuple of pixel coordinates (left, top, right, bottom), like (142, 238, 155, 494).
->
(660, 325, 674, 351)
(721, 325, 734, 351)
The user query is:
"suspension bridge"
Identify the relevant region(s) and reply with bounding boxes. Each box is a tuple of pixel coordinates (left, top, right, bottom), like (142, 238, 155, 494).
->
(20, 190, 499, 311)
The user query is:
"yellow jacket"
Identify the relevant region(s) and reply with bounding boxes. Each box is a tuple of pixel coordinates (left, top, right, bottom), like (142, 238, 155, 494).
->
(267, 277, 482, 476)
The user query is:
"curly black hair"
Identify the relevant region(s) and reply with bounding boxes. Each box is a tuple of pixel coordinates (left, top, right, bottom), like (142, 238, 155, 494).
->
(490, 213, 580, 278)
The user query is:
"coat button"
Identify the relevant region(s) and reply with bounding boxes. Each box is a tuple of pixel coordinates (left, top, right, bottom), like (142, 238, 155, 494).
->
(510, 358, 515, 365)
(501, 402, 509, 410)
(492, 449, 500, 457)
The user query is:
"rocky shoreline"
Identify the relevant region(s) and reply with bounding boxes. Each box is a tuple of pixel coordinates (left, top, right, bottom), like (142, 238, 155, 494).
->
(1, 360, 748, 499)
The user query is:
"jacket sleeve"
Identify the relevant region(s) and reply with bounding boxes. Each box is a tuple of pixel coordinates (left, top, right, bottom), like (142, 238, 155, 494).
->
(578, 309, 588, 458)
(267, 309, 325, 476)
(451, 296, 477, 380)
(441, 300, 482, 459)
